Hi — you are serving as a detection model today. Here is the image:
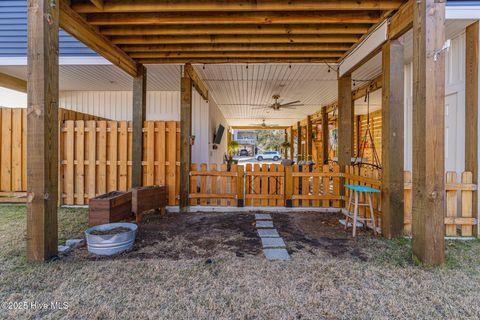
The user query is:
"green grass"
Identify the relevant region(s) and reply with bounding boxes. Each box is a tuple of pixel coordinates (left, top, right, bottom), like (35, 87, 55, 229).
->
(1, 205, 480, 319)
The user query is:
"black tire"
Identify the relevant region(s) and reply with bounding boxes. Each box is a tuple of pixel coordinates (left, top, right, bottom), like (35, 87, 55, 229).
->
(273, 156, 279, 161)
(257, 156, 263, 161)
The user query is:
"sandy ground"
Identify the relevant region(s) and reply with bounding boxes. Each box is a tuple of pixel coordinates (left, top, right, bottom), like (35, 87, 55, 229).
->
(1, 205, 480, 319)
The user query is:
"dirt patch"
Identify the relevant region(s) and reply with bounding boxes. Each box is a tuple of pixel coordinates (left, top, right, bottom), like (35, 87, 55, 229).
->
(275, 211, 373, 261)
(72, 211, 262, 261)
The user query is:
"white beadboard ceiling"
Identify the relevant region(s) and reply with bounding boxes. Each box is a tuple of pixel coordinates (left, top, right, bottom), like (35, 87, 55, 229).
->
(0, 20, 470, 127)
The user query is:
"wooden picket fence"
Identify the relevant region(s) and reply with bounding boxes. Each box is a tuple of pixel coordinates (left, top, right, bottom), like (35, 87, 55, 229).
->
(60, 120, 179, 206)
(245, 163, 285, 206)
(290, 164, 341, 208)
(345, 166, 478, 237)
(403, 171, 477, 237)
(189, 163, 241, 206)
(0, 108, 106, 203)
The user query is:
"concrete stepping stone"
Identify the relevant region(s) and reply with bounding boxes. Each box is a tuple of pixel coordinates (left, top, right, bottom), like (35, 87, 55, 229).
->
(261, 237, 286, 248)
(257, 228, 279, 238)
(255, 213, 272, 220)
(264, 248, 290, 261)
(256, 220, 274, 228)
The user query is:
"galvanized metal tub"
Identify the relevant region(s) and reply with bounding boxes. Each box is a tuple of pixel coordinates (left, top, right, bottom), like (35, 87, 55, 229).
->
(85, 222, 138, 256)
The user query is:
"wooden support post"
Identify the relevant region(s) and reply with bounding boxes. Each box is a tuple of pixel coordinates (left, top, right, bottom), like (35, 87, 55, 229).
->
(381, 39, 405, 238)
(237, 165, 244, 207)
(285, 165, 293, 207)
(412, 0, 446, 265)
(296, 121, 302, 161)
(306, 115, 313, 161)
(338, 74, 353, 168)
(465, 21, 479, 237)
(289, 126, 295, 160)
(179, 74, 192, 211)
(132, 64, 146, 188)
(26, 0, 59, 262)
(321, 106, 329, 164)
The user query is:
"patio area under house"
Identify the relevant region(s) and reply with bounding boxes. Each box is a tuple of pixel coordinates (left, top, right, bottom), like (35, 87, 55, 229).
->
(0, 0, 479, 267)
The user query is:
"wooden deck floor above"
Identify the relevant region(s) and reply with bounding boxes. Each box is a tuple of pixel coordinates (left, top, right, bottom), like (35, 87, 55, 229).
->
(60, 0, 407, 73)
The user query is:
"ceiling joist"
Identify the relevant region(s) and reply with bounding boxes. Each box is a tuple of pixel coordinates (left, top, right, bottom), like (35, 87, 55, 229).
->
(86, 11, 384, 26)
(111, 35, 361, 45)
(121, 43, 353, 53)
(59, 1, 138, 77)
(72, 0, 405, 13)
(138, 58, 340, 64)
(100, 24, 371, 36)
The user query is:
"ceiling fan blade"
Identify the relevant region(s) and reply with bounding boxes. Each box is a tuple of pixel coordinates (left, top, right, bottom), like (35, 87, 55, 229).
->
(251, 106, 269, 110)
(279, 100, 301, 107)
(279, 106, 297, 109)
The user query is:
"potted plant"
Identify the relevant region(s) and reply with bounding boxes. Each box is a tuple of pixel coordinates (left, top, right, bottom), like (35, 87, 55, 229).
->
(226, 140, 240, 170)
(280, 141, 294, 166)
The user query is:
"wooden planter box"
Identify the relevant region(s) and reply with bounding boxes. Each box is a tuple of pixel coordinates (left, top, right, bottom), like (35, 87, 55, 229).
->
(89, 191, 133, 227)
(131, 185, 167, 223)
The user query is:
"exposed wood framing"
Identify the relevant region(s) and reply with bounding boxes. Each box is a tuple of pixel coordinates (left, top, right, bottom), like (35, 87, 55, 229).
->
(180, 75, 192, 211)
(412, 0, 446, 266)
(111, 34, 361, 45)
(27, 0, 59, 262)
(465, 21, 479, 236)
(0, 72, 27, 93)
(289, 126, 295, 160)
(184, 63, 208, 101)
(296, 121, 302, 161)
(321, 106, 329, 164)
(59, 1, 138, 76)
(136, 58, 340, 64)
(381, 39, 404, 239)
(388, 0, 413, 40)
(230, 126, 289, 130)
(337, 74, 353, 169)
(73, 1, 405, 13)
(306, 115, 313, 161)
(89, 0, 104, 10)
(132, 64, 147, 188)
(101, 24, 371, 36)
(86, 12, 384, 26)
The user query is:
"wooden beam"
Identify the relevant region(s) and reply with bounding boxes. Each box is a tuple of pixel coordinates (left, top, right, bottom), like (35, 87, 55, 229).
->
(465, 21, 479, 236)
(321, 106, 329, 164)
(0, 72, 27, 93)
(412, 0, 445, 266)
(129, 51, 345, 59)
(296, 121, 302, 161)
(87, 11, 384, 26)
(180, 75, 192, 211)
(136, 58, 340, 64)
(289, 126, 295, 160)
(111, 34, 361, 45)
(132, 64, 146, 188)
(101, 24, 371, 36)
(337, 74, 353, 168)
(89, 0, 104, 10)
(306, 115, 313, 161)
(184, 63, 208, 101)
(388, 0, 413, 40)
(27, 0, 59, 262)
(230, 126, 289, 130)
(73, 1, 404, 13)
(59, 1, 138, 77)
(381, 39, 404, 239)
(352, 75, 382, 101)
(121, 43, 353, 53)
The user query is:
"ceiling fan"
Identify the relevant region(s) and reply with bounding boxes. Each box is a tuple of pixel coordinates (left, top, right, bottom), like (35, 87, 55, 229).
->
(252, 95, 304, 111)
(249, 119, 279, 127)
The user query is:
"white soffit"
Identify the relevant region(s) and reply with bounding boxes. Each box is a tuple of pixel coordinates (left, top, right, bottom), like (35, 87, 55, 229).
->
(446, 6, 480, 19)
(339, 20, 388, 78)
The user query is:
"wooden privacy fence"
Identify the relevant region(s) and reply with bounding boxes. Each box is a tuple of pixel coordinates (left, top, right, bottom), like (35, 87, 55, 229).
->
(189, 163, 241, 206)
(189, 163, 342, 208)
(60, 120, 179, 205)
(345, 167, 478, 238)
(0, 108, 107, 202)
